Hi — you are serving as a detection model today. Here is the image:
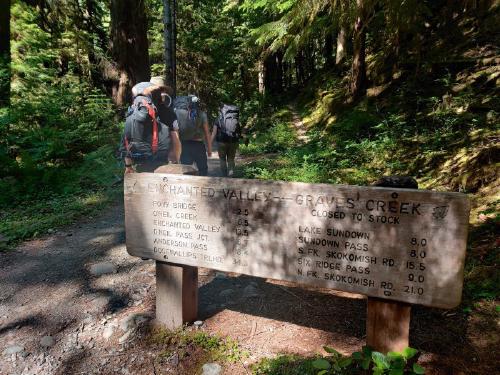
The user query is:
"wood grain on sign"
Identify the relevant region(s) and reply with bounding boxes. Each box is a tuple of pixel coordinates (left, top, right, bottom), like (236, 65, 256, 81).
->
(124, 173, 470, 309)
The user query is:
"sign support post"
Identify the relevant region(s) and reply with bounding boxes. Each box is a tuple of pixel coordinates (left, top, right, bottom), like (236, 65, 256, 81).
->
(366, 298, 411, 352)
(365, 176, 417, 352)
(156, 262, 198, 329)
(154, 164, 199, 329)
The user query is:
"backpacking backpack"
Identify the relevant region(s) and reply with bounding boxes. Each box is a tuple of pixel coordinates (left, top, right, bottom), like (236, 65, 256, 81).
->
(174, 95, 202, 141)
(122, 96, 163, 161)
(217, 104, 240, 142)
(131, 81, 154, 98)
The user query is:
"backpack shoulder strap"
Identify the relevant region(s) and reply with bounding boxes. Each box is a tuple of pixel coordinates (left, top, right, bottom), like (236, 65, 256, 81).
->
(142, 99, 159, 154)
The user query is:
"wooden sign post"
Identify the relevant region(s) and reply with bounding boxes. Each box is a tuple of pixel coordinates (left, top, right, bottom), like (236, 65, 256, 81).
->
(124, 173, 470, 347)
(152, 164, 199, 329)
(366, 177, 416, 353)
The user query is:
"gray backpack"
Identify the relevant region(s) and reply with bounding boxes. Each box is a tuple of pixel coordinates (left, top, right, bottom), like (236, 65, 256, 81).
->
(217, 104, 240, 142)
(121, 94, 170, 161)
(174, 96, 202, 141)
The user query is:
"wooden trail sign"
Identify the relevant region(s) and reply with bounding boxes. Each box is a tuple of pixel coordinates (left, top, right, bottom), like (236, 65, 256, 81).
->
(125, 173, 470, 309)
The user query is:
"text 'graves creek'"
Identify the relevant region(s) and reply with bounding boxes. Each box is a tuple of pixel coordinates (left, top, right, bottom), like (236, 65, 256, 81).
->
(125, 173, 470, 309)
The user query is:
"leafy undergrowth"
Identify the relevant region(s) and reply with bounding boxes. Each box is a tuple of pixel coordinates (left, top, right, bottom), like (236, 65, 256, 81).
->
(252, 346, 425, 375)
(0, 145, 123, 249)
(239, 107, 297, 156)
(148, 326, 248, 372)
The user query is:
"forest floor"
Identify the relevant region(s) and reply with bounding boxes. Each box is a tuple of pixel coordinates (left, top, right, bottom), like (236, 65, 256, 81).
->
(0, 153, 498, 375)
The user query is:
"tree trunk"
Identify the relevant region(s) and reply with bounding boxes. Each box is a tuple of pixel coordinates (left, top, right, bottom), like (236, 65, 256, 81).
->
(172, 0, 177, 94)
(286, 61, 292, 89)
(324, 32, 334, 68)
(296, 52, 305, 85)
(85, 0, 108, 51)
(83, 0, 106, 88)
(335, 27, 346, 65)
(307, 42, 316, 77)
(163, 0, 174, 90)
(350, 0, 367, 100)
(283, 61, 292, 90)
(276, 51, 284, 93)
(258, 60, 265, 95)
(0, 0, 10, 105)
(392, 29, 400, 73)
(264, 54, 275, 93)
(110, 0, 150, 106)
(240, 64, 250, 99)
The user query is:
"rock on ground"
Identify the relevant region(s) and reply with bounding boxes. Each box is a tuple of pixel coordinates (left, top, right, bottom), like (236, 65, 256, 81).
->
(40, 336, 55, 348)
(3, 345, 24, 355)
(89, 262, 117, 276)
(202, 362, 222, 375)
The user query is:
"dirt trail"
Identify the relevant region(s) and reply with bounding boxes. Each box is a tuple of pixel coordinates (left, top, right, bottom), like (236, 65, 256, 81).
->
(0, 154, 495, 375)
(287, 104, 309, 143)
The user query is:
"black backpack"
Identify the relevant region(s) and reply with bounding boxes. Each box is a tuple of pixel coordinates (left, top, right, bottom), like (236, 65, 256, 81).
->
(217, 104, 240, 142)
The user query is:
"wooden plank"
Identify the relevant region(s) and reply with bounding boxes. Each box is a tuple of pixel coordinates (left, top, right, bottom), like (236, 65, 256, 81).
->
(366, 298, 411, 353)
(153, 164, 198, 329)
(125, 173, 470, 308)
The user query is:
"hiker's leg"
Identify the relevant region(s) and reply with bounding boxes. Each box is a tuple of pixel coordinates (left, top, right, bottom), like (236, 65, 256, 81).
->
(226, 142, 238, 176)
(218, 142, 228, 177)
(194, 141, 208, 176)
(180, 141, 195, 165)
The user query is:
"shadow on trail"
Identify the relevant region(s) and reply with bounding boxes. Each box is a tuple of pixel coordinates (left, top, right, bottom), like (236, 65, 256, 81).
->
(196, 273, 481, 375)
(0, 315, 44, 336)
(0, 203, 133, 335)
(199, 274, 367, 339)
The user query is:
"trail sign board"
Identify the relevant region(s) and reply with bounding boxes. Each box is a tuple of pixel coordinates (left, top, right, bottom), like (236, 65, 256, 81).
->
(125, 173, 470, 309)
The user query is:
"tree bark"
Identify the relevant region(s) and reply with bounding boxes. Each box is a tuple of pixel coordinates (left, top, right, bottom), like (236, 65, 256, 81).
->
(350, 0, 367, 100)
(110, 0, 150, 106)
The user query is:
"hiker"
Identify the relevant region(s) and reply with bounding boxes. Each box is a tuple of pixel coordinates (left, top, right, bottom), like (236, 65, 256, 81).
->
(211, 103, 241, 177)
(174, 95, 212, 176)
(150, 77, 182, 163)
(121, 81, 181, 173)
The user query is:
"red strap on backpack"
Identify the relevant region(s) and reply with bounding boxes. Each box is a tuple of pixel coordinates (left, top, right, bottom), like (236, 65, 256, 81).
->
(142, 99, 158, 154)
